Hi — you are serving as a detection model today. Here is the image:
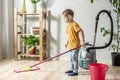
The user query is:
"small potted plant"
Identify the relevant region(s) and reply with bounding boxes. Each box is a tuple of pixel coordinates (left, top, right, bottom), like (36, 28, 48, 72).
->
(29, 0, 41, 13)
(90, 0, 120, 66)
(22, 35, 39, 55)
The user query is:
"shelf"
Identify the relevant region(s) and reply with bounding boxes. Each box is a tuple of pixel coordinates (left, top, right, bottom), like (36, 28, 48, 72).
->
(14, 8, 44, 61)
(17, 12, 39, 15)
(18, 34, 39, 37)
(17, 32, 22, 34)
(18, 53, 39, 57)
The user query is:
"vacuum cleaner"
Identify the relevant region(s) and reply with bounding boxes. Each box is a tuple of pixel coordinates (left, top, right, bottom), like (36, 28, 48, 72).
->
(79, 10, 113, 69)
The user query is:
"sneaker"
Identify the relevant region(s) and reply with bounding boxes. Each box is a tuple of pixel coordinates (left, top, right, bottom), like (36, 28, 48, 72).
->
(65, 70, 73, 74)
(68, 72, 78, 76)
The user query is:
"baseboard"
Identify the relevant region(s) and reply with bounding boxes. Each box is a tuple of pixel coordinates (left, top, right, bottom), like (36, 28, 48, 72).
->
(1, 56, 14, 60)
(97, 59, 112, 65)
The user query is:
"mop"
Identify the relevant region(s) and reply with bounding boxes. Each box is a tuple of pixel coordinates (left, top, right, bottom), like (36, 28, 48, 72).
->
(14, 46, 81, 73)
(14, 67, 40, 73)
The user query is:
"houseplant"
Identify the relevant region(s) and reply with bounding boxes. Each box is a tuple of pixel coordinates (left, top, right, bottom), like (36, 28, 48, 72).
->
(29, 0, 41, 13)
(29, 0, 48, 13)
(22, 35, 39, 55)
(90, 0, 120, 66)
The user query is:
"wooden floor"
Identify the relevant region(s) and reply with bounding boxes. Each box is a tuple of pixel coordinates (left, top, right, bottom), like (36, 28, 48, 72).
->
(0, 59, 120, 80)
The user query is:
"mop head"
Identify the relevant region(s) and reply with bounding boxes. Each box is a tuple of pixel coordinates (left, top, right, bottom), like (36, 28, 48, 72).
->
(14, 67, 40, 73)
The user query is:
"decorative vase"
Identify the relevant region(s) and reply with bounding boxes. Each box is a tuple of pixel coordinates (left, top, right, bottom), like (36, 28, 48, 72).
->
(31, 3, 37, 13)
(22, 0, 26, 13)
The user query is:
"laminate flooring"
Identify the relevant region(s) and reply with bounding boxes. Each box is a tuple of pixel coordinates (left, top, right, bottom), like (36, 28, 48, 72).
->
(0, 59, 120, 80)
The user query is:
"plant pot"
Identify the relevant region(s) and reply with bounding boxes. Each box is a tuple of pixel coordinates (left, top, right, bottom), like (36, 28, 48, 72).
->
(111, 52, 120, 66)
(29, 46, 36, 55)
(27, 3, 37, 13)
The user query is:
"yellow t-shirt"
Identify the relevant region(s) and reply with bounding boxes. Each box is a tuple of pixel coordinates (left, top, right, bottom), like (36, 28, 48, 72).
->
(66, 21, 81, 49)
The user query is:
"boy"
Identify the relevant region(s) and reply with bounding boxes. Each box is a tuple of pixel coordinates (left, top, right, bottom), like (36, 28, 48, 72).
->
(62, 9, 85, 76)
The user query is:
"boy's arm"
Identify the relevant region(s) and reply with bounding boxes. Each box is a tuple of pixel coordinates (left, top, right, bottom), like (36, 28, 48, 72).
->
(78, 29, 85, 46)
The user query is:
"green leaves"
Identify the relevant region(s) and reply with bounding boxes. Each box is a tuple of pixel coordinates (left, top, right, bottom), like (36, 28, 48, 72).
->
(100, 27, 110, 36)
(109, 0, 120, 14)
(109, 44, 117, 51)
(90, 0, 120, 14)
(90, 0, 94, 3)
(22, 35, 39, 48)
(30, 0, 41, 4)
(100, 27, 120, 52)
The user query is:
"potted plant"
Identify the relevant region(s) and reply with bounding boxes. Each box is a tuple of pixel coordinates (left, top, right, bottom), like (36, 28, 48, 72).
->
(22, 35, 39, 55)
(29, 0, 41, 13)
(90, 0, 120, 66)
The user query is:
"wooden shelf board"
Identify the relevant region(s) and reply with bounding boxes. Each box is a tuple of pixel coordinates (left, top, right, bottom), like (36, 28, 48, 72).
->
(18, 53, 39, 57)
(17, 12, 39, 15)
(18, 34, 39, 37)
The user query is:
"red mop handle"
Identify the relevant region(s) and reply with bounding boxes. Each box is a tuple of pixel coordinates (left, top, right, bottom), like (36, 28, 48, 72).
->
(30, 46, 81, 68)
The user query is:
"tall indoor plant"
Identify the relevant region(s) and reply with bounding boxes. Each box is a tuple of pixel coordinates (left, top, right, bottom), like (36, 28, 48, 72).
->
(90, 0, 120, 66)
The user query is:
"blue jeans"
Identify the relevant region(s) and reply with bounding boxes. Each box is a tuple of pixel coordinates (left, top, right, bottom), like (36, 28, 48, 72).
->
(70, 49, 79, 73)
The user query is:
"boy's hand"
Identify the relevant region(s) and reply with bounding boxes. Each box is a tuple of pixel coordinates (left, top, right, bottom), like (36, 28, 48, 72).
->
(65, 41, 68, 48)
(65, 44, 67, 48)
(81, 42, 86, 46)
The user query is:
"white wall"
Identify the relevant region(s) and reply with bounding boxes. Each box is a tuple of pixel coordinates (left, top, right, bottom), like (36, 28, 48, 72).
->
(14, 0, 115, 62)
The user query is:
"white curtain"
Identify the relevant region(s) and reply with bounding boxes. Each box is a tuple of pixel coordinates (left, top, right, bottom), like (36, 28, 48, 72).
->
(0, 0, 3, 59)
(0, 0, 14, 59)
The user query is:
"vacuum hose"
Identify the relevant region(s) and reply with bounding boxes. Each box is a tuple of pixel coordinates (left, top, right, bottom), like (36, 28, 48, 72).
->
(87, 10, 113, 52)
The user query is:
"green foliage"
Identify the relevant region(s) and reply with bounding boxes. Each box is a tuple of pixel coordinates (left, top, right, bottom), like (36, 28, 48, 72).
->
(101, 28, 120, 51)
(90, 0, 120, 52)
(108, 0, 120, 14)
(29, 0, 48, 9)
(22, 35, 39, 48)
(30, 0, 41, 4)
(101, 27, 110, 36)
(90, 0, 120, 14)
(90, 0, 94, 3)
